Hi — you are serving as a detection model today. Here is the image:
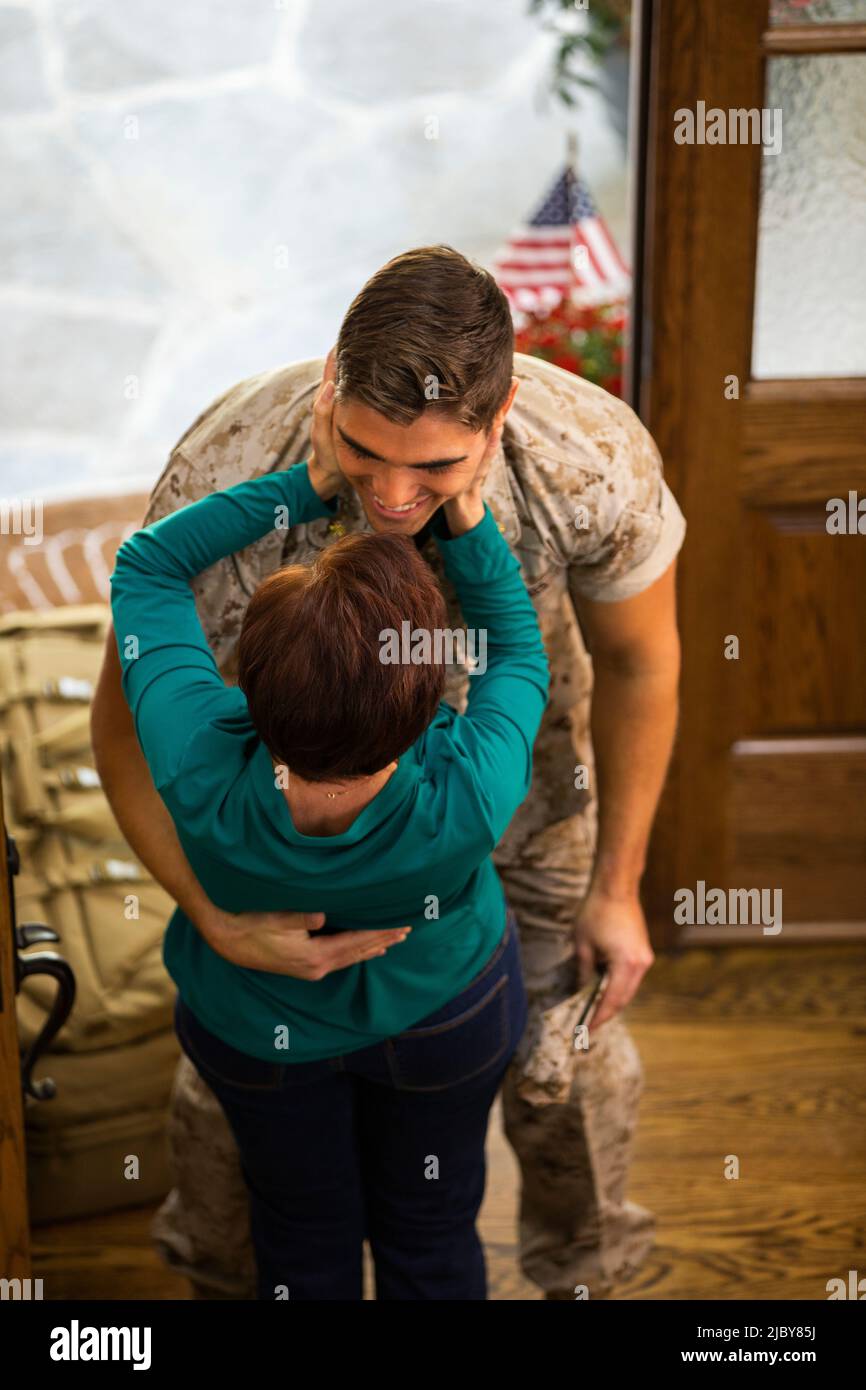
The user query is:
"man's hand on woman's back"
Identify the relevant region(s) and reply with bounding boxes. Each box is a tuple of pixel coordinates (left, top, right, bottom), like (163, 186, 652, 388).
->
(202, 908, 411, 979)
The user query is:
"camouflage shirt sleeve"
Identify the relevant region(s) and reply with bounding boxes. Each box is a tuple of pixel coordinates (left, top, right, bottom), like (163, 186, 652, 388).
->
(141, 384, 256, 672)
(141, 379, 242, 529)
(142, 451, 211, 529)
(563, 399, 686, 604)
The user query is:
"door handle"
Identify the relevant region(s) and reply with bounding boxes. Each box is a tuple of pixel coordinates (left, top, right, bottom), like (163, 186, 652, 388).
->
(6, 827, 76, 1101)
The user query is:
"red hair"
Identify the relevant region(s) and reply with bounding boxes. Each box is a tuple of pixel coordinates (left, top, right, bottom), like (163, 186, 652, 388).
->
(237, 532, 447, 781)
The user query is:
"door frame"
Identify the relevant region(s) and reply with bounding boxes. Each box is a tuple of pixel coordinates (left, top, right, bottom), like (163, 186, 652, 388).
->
(0, 777, 31, 1285)
(632, 0, 866, 944)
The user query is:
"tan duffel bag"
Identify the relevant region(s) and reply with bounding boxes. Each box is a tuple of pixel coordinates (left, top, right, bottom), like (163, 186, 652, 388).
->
(24, 1029, 181, 1223)
(0, 605, 180, 1220)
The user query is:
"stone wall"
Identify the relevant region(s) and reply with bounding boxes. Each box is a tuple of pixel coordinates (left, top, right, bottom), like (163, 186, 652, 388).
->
(0, 0, 628, 500)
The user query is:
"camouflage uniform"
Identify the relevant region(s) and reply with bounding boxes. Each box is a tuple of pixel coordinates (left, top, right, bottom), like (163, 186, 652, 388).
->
(145, 353, 686, 1299)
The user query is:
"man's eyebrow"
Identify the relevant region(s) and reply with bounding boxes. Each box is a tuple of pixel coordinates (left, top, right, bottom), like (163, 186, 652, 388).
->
(336, 425, 469, 469)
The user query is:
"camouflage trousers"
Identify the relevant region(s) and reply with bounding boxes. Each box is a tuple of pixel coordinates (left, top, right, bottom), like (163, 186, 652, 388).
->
(151, 905, 655, 1300)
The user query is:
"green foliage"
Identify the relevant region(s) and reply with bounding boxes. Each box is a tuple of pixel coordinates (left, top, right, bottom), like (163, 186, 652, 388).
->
(529, 0, 630, 109)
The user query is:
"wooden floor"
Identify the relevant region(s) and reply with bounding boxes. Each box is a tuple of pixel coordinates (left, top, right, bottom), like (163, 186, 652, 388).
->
(30, 941, 866, 1301)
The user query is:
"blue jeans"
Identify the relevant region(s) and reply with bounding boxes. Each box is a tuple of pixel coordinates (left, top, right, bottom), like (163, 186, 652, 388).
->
(173, 909, 526, 1301)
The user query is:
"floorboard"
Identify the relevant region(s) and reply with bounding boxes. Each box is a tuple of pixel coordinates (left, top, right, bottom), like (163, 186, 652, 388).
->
(30, 942, 866, 1301)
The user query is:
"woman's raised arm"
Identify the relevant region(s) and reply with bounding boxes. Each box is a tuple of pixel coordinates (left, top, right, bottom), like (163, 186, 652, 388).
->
(433, 480, 550, 848)
(109, 461, 337, 792)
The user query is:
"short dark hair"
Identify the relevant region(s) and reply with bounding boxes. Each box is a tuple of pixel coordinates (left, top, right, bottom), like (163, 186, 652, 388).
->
(237, 532, 448, 782)
(336, 245, 514, 433)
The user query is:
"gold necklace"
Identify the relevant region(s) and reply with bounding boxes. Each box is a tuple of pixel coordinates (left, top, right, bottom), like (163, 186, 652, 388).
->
(286, 762, 398, 800)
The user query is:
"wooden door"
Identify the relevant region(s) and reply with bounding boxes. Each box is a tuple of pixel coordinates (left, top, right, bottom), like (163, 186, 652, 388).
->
(635, 0, 866, 943)
(0, 777, 31, 1285)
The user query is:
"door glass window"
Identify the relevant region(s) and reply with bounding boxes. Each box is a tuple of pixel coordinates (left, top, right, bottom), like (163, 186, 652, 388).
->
(751, 53, 866, 378)
(769, 0, 866, 24)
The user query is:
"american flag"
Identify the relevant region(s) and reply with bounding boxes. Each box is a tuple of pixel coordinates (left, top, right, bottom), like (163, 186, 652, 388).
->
(492, 167, 630, 316)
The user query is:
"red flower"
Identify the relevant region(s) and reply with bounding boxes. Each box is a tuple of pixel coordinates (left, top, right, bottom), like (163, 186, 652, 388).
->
(513, 294, 629, 396)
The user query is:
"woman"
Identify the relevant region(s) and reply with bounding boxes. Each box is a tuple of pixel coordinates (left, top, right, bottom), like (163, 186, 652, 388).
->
(110, 390, 549, 1302)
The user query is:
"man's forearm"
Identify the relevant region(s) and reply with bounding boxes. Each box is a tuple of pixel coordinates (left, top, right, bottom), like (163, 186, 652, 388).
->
(91, 629, 219, 935)
(588, 658, 680, 899)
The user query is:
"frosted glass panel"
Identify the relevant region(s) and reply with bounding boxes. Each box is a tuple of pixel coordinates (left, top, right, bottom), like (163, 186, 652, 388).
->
(751, 55, 866, 379)
(769, 0, 866, 23)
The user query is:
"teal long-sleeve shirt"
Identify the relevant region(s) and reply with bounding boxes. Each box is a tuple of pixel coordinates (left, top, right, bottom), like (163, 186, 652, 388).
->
(110, 461, 550, 1062)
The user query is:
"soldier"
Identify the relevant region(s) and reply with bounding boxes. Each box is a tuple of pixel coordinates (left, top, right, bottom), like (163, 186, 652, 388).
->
(92, 245, 685, 1300)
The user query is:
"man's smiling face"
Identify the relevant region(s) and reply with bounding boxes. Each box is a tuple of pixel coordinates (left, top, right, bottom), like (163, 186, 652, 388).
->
(332, 397, 491, 535)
